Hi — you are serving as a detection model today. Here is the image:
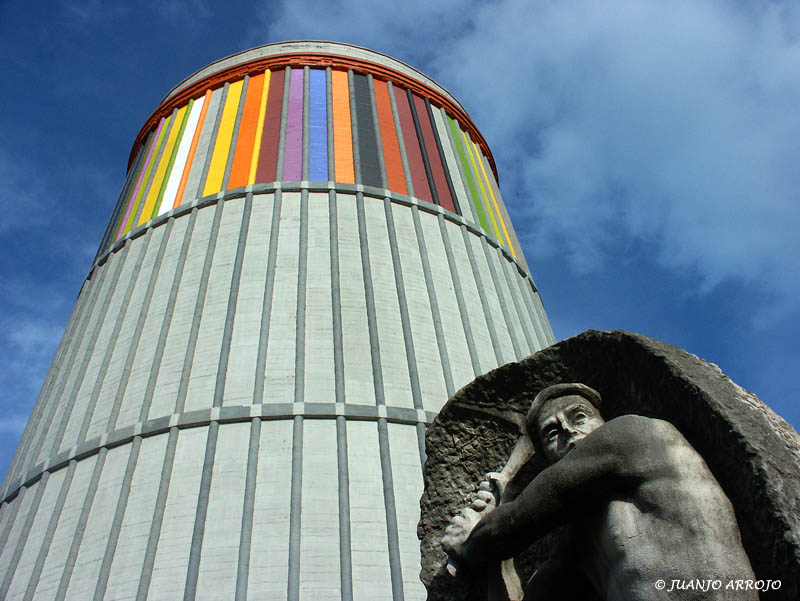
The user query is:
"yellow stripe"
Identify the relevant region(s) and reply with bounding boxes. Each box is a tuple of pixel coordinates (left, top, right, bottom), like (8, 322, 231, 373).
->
(203, 80, 244, 196)
(124, 116, 171, 234)
(463, 130, 503, 243)
(138, 105, 187, 225)
(248, 70, 271, 185)
(474, 141, 515, 257)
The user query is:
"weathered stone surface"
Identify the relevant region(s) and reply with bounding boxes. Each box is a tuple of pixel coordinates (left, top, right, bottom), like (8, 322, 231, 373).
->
(419, 330, 800, 600)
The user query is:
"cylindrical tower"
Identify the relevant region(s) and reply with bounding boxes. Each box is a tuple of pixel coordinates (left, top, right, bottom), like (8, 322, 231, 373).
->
(0, 42, 554, 600)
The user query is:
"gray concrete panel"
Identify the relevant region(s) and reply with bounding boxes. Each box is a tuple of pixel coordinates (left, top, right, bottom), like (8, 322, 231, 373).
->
(18, 467, 71, 601)
(225, 195, 273, 406)
(102, 433, 167, 599)
(234, 418, 261, 601)
(304, 192, 335, 403)
(346, 421, 392, 600)
(417, 211, 474, 396)
(30, 455, 98, 600)
(363, 198, 410, 408)
(178, 197, 226, 414)
(387, 422, 428, 601)
(146, 427, 206, 599)
(21, 464, 76, 601)
(117, 215, 190, 426)
(383, 199, 424, 412)
(92, 436, 142, 601)
(253, 191, 283, 405)
(140, 211, 197, 423)
(336, 416, 354, 601)
(288, 416, 303, 601)
(184, 197, 244, 411)
(194, 421, 249, 600)
(105, 221, 174, 434)
(264, 192, 301, 404)
(450, 224, 499, 370)
(294, 190, 309, 405)
(149, 205, 215, 418)
(392, 204, 449, 408)
(49, 236, 146, 462)
(247, 419, 292, 600)
(63, 444, 130, 600)
(337, 194, 375, 405)
(81, 227, 162, 442)
(54, 448, 108, 600)
(299, 419, 341, 600)
(214, 193, 253, 407)
(477, 235, 524, 359)
(461, 227, 509, 366)
(0, 476, 48, 599)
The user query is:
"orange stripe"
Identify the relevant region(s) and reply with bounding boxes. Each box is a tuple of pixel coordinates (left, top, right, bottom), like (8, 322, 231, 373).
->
(331, 70, 354, 183)
(173, 90, 212, 208)
(374, 79, 406, 194)
(129, 52, 499, 182)
(227, 73, 265, 189)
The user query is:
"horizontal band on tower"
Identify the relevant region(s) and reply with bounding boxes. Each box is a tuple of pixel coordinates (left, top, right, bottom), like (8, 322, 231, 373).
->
(97, 63, 526, 267)
(89, 185, 538, 288)
(130, 50, 496, 177)
(1, 402, 437, 506)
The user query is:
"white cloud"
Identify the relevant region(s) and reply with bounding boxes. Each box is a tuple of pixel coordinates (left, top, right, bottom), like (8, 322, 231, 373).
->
(258, 0, 800, 319)
(249, 0, 473, 66)
(438, 0, 800, 311)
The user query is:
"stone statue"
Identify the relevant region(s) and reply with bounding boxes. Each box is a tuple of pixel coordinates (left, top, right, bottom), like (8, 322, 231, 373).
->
(441, 383, 757, 601)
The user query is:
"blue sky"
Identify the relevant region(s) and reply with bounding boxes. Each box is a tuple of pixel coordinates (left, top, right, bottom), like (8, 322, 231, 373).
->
(1, 0, 798, 477)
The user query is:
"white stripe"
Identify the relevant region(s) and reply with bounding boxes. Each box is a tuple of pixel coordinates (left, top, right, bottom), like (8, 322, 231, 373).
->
(159, 96, 206, 216)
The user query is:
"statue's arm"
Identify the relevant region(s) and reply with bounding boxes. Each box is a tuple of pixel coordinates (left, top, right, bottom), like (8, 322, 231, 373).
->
(459, 417, 644, 563)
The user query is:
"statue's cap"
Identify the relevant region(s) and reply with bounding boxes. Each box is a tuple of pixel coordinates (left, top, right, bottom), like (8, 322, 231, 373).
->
(525, 383, 603, 440)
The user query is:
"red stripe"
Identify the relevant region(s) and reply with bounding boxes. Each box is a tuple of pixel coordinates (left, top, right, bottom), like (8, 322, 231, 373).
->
(393, 86, 431, 202)
(255, 69, 285, 183)
(412, 94, 455, 212)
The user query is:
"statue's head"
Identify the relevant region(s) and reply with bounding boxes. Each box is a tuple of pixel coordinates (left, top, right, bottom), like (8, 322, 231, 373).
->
(525, 383, 605, 463)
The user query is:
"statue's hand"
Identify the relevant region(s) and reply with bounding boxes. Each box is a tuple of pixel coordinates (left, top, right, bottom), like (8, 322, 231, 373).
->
(442, 484, 498, 564)
(442, 505, 481, 561)
(485, 471, 511, 503)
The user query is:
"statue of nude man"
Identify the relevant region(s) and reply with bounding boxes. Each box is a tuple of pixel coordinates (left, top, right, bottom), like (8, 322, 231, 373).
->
(441, 383, 757, 601)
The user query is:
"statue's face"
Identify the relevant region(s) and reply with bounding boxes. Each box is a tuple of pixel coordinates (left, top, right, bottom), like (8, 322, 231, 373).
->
(536, 395, 604, 462)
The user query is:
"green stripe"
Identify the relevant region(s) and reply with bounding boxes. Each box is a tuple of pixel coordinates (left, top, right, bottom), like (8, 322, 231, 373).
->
(122, 115, 172, 236)
(152, 99, 194, 219)
(111, 137, 150, 247)
(447, 116, 488, 232)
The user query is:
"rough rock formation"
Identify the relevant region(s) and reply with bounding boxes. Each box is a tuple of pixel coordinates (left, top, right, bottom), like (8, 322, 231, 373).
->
(419, 330, 800, 600)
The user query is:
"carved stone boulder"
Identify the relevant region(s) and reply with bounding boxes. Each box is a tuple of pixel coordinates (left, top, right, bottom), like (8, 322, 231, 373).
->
(419, 330, 800, 600)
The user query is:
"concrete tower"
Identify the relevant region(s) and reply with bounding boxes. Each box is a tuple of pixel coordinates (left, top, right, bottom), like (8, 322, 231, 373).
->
(0, 42, 554, 600)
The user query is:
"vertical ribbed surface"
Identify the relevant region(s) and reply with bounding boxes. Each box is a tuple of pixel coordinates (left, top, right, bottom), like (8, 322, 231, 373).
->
(0, 42, 555, 601)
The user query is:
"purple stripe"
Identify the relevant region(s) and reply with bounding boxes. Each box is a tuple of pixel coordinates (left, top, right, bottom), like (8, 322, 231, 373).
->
(115, 119, 164, 240)
(308, 69, 328, 181)
(282, 69, 304, 181)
